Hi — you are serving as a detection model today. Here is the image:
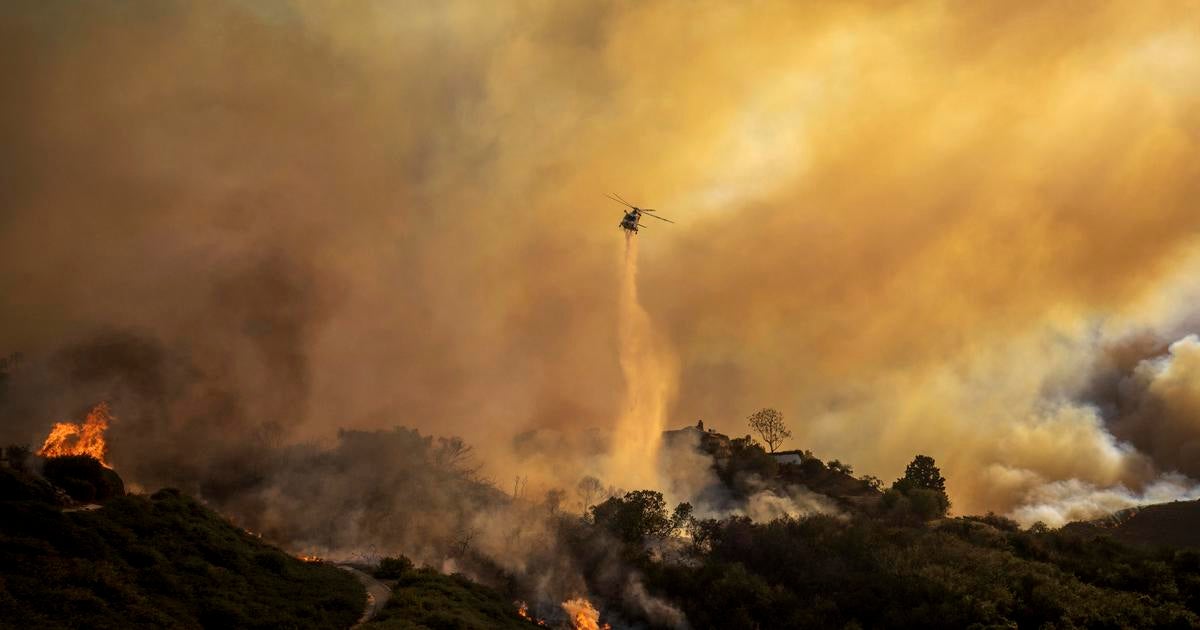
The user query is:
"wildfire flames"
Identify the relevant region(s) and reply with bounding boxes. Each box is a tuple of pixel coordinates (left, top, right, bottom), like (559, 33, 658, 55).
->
(515, 601, 547, 626)
(561, 598, 610, 630)
(298, 554, 324, 564)
(37, 402, 113, 467)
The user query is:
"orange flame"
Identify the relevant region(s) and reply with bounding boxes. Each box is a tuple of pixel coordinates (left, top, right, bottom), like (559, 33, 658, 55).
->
(515, 601, 547, 626)
(37, 403, 113, 467)
(298, 554, 324, 563)
(561, 598, 609, 630)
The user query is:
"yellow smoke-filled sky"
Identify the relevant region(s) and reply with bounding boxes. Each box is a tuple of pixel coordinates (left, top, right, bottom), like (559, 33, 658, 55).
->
(3, 1, 1200, 517)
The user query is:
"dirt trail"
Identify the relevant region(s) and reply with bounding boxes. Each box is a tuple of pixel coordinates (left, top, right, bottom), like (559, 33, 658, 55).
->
(339, 566, 392, 627)
(62, 503, 102, 513)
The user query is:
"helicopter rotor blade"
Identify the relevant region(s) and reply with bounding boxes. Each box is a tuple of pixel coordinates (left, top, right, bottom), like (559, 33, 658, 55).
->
(645, 213, 674, 223)
(612, 192, 639, 207)
(606, 193, 636, 210)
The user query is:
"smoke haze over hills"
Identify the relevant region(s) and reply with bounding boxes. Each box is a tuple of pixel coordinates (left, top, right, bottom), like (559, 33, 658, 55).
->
(4, 0, 1200, 529)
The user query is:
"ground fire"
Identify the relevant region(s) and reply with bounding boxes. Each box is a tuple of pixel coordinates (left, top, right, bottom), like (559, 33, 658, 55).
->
(515, 601, 547, 626)
(37, 402, 113, 468)
(561, 598, 609, 630)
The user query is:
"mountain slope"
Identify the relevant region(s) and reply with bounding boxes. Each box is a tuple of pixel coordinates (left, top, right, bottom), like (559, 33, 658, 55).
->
(0, 464, 364, 630)
(1066, 499, 1200, 549)
(361, 567, 533, 630)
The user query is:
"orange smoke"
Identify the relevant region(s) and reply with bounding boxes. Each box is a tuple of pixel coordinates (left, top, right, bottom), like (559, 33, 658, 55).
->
(37, 402, 113, 467)
(561, 598, 610, 630)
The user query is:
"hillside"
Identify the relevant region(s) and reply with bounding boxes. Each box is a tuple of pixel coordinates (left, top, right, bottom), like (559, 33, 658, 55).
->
(636, 513, 1200, 628)
(664, 425, 883, 514)
(1065, 499, 1200, 550)
(9, 430, 1200, 629)
(361, 566, 533, 630)
(0, 461, 364, 630)
(583, 429, 1200, 627)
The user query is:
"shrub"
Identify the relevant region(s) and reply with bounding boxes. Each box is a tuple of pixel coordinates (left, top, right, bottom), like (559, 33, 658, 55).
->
(375, 555, 414, 579)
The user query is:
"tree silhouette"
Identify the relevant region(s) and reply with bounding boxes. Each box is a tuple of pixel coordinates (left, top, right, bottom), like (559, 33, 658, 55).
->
(576, 476, 603, 515)
(898, 455, 946, 493)
(747, 408, 791, 453)
(891, 454, 950, 518)
(828, 459, 854, 475)
(544, 488, 566, 516)
(590, 490, 687, 544)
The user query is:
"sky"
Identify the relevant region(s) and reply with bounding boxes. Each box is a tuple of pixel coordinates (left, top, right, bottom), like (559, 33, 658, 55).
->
(3, 0, 1200, 522)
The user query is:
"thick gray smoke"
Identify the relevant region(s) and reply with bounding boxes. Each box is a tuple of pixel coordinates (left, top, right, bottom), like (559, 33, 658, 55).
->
(0, 252, 327, 495)
(1094, 335, 1200, 478)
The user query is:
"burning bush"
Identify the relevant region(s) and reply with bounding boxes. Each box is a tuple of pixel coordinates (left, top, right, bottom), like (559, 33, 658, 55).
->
(561, 598, 609, 630)
(37, 402, 113, 467)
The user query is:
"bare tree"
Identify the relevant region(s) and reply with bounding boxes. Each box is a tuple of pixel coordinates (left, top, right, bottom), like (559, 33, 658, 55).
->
(544, 488, 566, 516)
(451, 526, 477, 557)
(512, 475, 528, 500)
(434, 436, 481, 479)
(747, 407, 791, 453)
(576, 475, 603, 515)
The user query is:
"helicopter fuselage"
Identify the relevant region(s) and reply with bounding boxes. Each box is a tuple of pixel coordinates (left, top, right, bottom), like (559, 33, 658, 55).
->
(619, 209, 642, 233)
(608, 194, 671, 233)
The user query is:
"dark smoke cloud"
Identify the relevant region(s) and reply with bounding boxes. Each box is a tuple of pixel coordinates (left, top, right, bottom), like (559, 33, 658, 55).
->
(1092, 335, 1200, 478)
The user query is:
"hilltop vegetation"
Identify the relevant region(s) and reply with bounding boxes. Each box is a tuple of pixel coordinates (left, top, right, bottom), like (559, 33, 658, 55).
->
(563, 433, 1200, 628)
(7, 424, 1200, 629)
(0, 460, 363, 630)
(362, 563, 532, 630)
(634, 511, 1200, 628)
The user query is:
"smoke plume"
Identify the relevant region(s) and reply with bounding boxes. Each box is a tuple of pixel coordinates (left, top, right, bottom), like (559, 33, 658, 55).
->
(4, 0, 1200, 546)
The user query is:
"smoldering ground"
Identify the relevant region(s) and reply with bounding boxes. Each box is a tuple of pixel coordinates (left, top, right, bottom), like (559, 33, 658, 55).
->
(6, 0, 1200, 573)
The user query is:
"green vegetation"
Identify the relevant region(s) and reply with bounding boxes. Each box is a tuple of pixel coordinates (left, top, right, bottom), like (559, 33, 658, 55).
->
(569, 446, 1200, 628)
(590, 490, 691, 544)
(880, 454, 952, 521)
(362, 566, 531, 630)
(8, 426, 1200, 630)
(0, 460, 363, 630)
(637, 514, 1200, 628)
(375, 555, 415, 580)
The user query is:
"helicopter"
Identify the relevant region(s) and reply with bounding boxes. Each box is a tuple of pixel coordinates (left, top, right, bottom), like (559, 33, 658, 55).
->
(607, 193, 674, 234)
